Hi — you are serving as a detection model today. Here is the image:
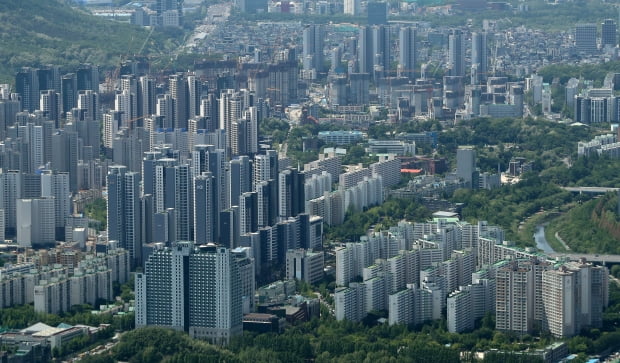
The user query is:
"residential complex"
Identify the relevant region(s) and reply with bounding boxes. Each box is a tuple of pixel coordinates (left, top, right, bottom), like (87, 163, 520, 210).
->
(1, 0, 619, 352)
(334, 216, 609, 338)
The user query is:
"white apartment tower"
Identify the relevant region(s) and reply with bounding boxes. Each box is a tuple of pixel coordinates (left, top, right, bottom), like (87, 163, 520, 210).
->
(16, 198, 55, 247)
(495, 260, 535, 335)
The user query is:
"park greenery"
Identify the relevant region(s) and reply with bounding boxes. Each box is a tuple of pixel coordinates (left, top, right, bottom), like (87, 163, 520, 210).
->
(75, 282, 620, 363)
(453, 155, 620, 248)
(282, 115, 615, 250)
(325, 198, 432, 242)
(84, 198, 107, 231)
(437, 117, 596, 170)
(3, 1, 620, 360)
(302, 114, 620, 251)
(453, 174, 576, 244)
(0, 303, 135, 358)
(537, 61, 620, 86)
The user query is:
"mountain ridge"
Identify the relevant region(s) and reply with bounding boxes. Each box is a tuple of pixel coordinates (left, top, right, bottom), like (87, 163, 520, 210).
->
(0, 0, 177, 84)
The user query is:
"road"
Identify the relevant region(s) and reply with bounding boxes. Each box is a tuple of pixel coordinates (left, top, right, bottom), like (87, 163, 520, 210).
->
(547, 252, 620, 263)
(554, 231, 571, 251)
(562, 186, 620, 193)
(183, 3, 231, 50)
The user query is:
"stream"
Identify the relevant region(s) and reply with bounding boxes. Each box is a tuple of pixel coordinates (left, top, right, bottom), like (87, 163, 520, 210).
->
(533, 224, 555, 254)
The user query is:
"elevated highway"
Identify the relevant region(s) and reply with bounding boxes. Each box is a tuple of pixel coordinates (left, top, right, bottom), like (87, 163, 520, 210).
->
(547, 252, 620, 264)
(562, 186, 620, 193)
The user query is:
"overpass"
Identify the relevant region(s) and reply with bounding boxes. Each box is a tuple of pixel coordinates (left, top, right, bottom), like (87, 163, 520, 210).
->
(562, 186, 620, 194)
(547, 252, 620, 264)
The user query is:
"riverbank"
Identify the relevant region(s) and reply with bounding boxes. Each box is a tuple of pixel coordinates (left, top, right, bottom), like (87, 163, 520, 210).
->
(517, 210, 566, 251)
(533, 224, 554, 254)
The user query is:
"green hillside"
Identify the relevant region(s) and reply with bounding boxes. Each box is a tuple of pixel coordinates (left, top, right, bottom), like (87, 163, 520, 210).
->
(546, 193, 620, 255)
(0, 0, 183, 83)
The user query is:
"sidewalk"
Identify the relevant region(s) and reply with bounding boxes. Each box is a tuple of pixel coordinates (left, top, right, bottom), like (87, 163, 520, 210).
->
(554, 231, 571, 251)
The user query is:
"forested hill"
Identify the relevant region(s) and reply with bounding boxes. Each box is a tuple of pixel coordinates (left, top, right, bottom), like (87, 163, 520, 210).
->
(0, 0, 179, 83)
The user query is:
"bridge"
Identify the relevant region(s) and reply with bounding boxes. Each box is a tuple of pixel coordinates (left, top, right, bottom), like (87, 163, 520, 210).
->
(562, 187, 620, 194)
(547, 252, 620, 264)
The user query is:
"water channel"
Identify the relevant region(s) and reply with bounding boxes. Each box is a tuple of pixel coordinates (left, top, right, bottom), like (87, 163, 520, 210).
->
(533, 224, 555, 254)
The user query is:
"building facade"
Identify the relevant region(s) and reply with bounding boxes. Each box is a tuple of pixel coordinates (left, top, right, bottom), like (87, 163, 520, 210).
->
(135, 242, 243, 344)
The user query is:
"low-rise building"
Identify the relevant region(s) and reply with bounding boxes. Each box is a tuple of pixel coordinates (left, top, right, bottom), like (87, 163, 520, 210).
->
(286, 249, 324, 284)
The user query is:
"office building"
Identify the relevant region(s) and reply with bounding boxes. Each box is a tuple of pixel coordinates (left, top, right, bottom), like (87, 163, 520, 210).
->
(135, 242, 243, 344)
(372, 25, 391, 74)
(299, 214, 323, 250)
(0, 98, 20, 140)
(61, 73, 78, 116)
(219, 89, 243, 157)
(344, 0, 360, 15)
(40, 170, 70, 241)
(76, 90, 99, 122)
(253, 150, 278, 187)
(155, 0, 182, 27)
(575, 24, 598, 54)
(286, 249, 324, 284)
(228, 156, 252, 207)
(194, 172, 214, 244)
(456, 146, 476, 188)
(398, 27, 416, 79)
(367, 2, 387, 25)
(256, 179, 278, 229)
(0, 171, 22, 237)
(357, 26, 374, 74)
(16, 198, 55, 248)
(239, 0, 268, 13)
(349, 73, 370, 105)
(169, 73, 190, 129)
(471, 32, 488, 84)
(76, 64, 99, 92)
(107, 166, 142, 267)
(278, 168, 305, 219)
(37, 65, 61, 94)
(15, 67, 39, 113)
(303, 25, 325, 73)
(602, 19, 617, 48)
(448, 30, 464, 77)
(39, 90, 61, 128)
(138, 75, 157, 120)
(232, 247, 256, 314)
